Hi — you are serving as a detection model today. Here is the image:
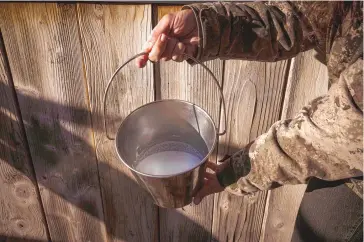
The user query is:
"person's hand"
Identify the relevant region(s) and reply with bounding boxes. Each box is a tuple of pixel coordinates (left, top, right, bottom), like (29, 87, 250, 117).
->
(193, 156, 231, 205)
(136, 9, 199, 68)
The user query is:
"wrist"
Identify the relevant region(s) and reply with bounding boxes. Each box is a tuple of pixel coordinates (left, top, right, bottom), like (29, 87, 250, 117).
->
(216, 142, 254, 188)
(181, 5, 203, 61)
(216, 161, 237, 187)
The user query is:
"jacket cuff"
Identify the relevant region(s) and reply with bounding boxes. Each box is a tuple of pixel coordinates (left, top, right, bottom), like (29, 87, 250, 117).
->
(181, 4, 203, 65)
(216, 161, 237, 187)
(216, 145, 252, 188)
(182, 3, 222, 64)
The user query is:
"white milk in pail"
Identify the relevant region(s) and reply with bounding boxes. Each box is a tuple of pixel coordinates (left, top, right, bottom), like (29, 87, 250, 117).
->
(135, 141, 204, 176)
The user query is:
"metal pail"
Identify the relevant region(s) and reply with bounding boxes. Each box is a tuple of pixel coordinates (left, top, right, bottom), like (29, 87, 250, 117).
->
(103, 53, 226, 208)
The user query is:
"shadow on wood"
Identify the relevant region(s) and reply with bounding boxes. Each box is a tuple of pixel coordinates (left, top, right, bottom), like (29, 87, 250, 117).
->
(0, 80, 245, 241)
(0, 235, 50, 242)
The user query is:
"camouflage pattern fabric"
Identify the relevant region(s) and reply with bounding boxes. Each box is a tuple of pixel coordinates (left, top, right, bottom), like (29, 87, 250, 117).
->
(183, 1, 363, 198)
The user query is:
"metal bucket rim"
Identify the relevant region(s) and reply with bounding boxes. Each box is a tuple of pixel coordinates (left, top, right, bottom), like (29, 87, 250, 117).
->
(115, 99, 218, 178)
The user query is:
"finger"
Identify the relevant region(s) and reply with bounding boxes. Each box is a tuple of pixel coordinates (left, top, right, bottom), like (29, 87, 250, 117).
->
(149, 13, 173, 44)
(142, 40, 155, 53)
(172, 42, 186, 62)
(136, 40, 154, 67)
(184, 45, 197, 62)
(185, 45, 196, 56)
(149, 34, 168, 62)
(206, 161, 218, 172)
(136, 54, 149, 68)
(136, 39, 154, 64)
(193, 186, 213, 205)
(137, 13, 174, 67)
(161, 37, 178, 61)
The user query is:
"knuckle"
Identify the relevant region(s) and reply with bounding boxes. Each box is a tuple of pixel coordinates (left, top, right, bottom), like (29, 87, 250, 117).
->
(163, 13, 174, 22)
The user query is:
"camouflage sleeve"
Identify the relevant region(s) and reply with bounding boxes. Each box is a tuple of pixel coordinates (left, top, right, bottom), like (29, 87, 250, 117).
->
(182, 1, 332, 62)
(217, 59, 363, 196)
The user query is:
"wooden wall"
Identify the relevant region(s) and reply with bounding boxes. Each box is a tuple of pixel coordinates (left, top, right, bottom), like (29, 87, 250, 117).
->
(0, 3, 328, 242)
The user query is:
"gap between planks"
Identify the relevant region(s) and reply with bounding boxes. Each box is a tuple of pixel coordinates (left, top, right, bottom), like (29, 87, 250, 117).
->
(0, 29, 51, 242)
(75, 4, 108, 242)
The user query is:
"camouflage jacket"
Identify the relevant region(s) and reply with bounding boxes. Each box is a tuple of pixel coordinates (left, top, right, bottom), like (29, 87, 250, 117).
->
(183, 2, 363, 198)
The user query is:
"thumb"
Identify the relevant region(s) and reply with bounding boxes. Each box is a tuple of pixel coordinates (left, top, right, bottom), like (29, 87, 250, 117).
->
(145, 14, 173, 51)
(138, 13, 174, 68)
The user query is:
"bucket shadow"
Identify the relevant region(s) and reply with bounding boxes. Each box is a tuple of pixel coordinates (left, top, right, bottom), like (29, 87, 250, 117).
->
(0, 79, 237, 241)
(0, 235, 49, 242)
(6, 71, 355, 242)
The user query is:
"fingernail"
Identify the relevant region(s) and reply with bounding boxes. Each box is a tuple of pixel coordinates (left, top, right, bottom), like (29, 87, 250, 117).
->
(161, 34, 166, 42)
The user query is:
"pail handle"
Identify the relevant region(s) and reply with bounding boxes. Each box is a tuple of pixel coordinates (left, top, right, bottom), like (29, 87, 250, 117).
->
(103, 52, 227, 140)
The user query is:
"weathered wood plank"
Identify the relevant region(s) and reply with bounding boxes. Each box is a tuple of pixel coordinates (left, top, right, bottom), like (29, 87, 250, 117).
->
(281, 51, 329, 121)
(77, 4, 157, 242)
(0, 31, 49, 242)
(156, 5, 223, 242)
(262, 49, 328, 242)
(0, 3, 107, 241)
(213, 59, 290, 242)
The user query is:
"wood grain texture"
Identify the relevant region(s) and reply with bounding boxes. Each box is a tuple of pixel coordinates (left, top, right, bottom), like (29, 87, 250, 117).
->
(213, 59, 290, 242)
(157, 5, 182, 18)
(0, 31, 49, 242)
(156, 5, 224, 242)
(0, 3, 107, 242)
(262, 49, 328, 242)
(281, 50, 329, 120)
(77, 4, 157, 242)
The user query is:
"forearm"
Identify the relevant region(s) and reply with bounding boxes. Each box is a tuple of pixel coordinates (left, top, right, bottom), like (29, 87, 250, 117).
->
(183, 1, 332, 62)
(218, 59, 363, 196)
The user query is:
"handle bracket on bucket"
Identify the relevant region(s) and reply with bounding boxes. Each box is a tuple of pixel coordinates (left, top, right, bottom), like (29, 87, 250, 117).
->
(103, 52, 227, 140)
